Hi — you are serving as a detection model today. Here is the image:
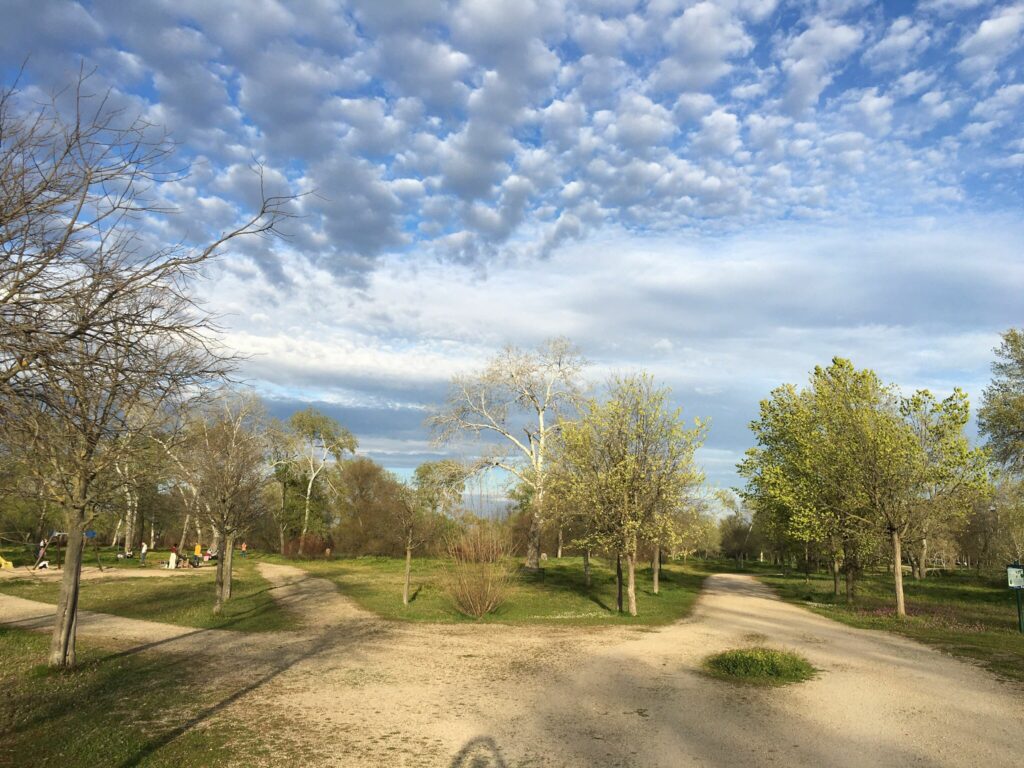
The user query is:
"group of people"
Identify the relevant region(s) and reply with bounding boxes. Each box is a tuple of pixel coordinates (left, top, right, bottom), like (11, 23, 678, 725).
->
(163, 542, 247, 569)
(165, 543, 210, 569)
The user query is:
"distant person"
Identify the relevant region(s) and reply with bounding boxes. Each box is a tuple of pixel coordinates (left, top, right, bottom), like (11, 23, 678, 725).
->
(193, 543, 202, 567)
(168, 544, 178, 570)
(140, 541, 148, 565)
(240, 542, 248, 557)
(33, 539, 48, 570)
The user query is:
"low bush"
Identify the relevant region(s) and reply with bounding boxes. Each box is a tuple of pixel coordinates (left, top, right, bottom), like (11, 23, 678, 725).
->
(703, 646, 815, 685)
(445, 526, 516, 618)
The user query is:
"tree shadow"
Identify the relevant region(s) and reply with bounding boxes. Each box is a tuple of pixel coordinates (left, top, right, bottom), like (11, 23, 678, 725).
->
(449, 736, 508, 768)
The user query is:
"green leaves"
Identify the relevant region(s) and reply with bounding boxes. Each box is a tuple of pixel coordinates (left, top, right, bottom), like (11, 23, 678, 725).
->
(553, 373, 707, 556)
(979, 328, 1024, 473)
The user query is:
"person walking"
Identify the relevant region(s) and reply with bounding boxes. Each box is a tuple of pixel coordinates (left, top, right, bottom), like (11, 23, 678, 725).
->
(32, 538, 48, 570)
(241, 541, 248, 557)
(193, 542, 202, 568)
(140, 541, 148, 565)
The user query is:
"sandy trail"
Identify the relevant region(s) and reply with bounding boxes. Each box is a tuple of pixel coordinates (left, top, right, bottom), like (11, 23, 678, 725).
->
(2, 565, 1019, 767)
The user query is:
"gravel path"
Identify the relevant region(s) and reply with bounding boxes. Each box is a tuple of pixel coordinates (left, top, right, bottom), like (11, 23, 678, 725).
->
(2, 565, 1018, 767)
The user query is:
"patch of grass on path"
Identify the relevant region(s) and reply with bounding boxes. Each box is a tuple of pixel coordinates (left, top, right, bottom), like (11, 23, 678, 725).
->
(268, 553, 707, 625)
(0, 557, 294, 632)
(755, 566, 1024, 683)
(0, 626, 317, 768)
(704, 647, 816, 686)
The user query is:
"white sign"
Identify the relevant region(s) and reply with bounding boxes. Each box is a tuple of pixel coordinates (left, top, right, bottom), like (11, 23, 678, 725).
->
(1008, 567, 1024, 589)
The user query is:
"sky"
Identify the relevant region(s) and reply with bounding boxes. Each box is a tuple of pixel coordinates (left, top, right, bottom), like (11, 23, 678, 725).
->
(3, 0, 1023, 495)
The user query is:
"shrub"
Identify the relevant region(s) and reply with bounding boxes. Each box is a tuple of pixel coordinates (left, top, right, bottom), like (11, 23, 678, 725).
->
(445, 526, 516, 618)
(703, 647, 815, 685)
(282, 534, 332, 559)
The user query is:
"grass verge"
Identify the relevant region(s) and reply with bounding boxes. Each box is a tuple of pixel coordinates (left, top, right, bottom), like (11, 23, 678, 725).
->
(704, 646, 816, 686)
(0, 626, 320, 768)
(754, 565, 1024, 683)
(266, 553, 709, 625)
(0, 556, 294, 632)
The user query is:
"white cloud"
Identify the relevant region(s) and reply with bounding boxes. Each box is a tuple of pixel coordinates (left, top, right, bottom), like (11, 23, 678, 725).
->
(958, 4, 1024, 78)
(650, 1, 755, 90)
(780, 18, 864, 114)
(863, 17, 931, 72)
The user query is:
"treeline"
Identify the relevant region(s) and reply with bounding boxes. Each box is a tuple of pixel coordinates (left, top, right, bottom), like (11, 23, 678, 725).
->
(737, 337, 1024, 616)
(430, 344, 715, 617)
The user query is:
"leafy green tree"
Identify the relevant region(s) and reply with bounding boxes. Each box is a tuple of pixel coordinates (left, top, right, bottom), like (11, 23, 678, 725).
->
(979, 329, 1024, 473)
(742, 358, 987, 616)
(554, 373, 706, 616)
(901, 389, 989, 578)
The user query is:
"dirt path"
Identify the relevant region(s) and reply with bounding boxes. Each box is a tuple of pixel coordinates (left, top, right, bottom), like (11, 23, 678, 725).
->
(2, 567, 1019, 767)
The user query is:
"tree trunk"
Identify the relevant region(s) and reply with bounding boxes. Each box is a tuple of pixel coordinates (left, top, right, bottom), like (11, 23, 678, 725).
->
(110, 516, 122, 547)
(832, 556, 841, 596)
(625, 551, 638, 617)
(279, 524, 286, 556)
(845, 564, 856, 602)
(652, 546, 660, 595)
(150, 521, 155, 549)
(178, 512, 190, 552)
(919, 537, 929, 580)
(525, 510, 542, 569)
(615, 553, 623, 613)
(224, 535, 235, 600)
(583, 548, 591, 588)
(891, 528, 906, 618)
(214, 542, 226, 615)
(49, 518, 84, 668)
(299, 475, 314, 556)
(403, 544, 413, 606)
(556, 527, 563, 559)
(123, 490, 136, 555)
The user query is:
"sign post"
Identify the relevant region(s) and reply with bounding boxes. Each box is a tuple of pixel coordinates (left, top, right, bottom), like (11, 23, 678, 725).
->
(1008, 564, 1024, 634)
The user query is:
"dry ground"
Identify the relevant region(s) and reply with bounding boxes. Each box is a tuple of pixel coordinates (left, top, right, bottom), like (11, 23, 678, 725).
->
(1, 563, 1018, 767)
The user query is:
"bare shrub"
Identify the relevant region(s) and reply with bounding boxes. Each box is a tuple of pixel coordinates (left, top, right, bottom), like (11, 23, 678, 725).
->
(445, 526, 516, 618)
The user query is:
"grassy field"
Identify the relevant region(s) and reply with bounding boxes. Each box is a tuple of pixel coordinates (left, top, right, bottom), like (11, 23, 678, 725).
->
(0, 626, 318, 768)
(275, 553, 710, 625)
(754, 565, 1024, 682)
(1, 542, 175, 570)
(0, 555, 295, 632)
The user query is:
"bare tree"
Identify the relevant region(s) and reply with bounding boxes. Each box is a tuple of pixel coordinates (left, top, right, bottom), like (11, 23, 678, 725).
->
(289, 408, 356, 556)
(430, 338, 586, 569)
(0, 75, 292, 668)
(183, 391, 270, 614)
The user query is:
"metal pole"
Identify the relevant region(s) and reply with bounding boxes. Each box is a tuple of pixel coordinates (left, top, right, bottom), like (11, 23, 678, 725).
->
(1017, 588, 1023, 634)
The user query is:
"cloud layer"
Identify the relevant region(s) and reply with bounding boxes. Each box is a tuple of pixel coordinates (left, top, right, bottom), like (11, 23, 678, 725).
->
(4, 0, 1023, 488)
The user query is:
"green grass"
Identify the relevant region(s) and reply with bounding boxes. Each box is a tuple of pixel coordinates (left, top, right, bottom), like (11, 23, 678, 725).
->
(704, 647, 816, 686)
(271, 553, 708, 625)
(1, 542, 158, 570)
(754, 565, 1024, 682)
(0, 556, 295, 632)
(0, 626, 318, 767)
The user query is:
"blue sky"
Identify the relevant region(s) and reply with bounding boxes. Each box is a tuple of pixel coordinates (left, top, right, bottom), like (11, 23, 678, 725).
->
(4, 0, 1023, 493)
